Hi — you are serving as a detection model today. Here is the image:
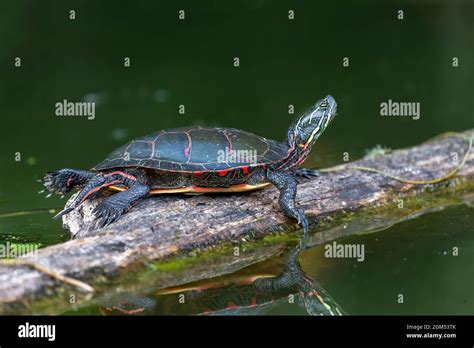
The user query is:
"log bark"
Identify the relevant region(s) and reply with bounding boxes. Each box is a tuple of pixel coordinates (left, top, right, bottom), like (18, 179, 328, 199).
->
(0, 130, 473, 314)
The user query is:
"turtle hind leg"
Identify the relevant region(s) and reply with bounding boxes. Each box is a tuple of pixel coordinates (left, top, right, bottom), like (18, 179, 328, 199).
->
(92, 182, 150, 228)
(52, 172, 121, 220)
(42, 169, 95, 196)
(266, 169, 310, 247)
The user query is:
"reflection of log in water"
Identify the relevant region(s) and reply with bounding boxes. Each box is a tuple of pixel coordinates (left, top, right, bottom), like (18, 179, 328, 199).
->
(0, 130, 473, 314)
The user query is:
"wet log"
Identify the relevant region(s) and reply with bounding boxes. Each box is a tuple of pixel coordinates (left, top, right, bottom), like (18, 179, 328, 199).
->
(0, 130, 473, 314)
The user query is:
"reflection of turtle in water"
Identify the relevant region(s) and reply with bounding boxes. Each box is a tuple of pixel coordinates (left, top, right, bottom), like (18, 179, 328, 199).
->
(100, 247, 345, 316)
(42, 96, 337, 237)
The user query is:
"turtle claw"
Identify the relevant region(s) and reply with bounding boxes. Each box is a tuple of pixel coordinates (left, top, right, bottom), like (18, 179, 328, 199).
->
(296, 209, 310, 249)
(92, 201, 126, 229)
(53, 206, 74, 220)
(295, 168, 320, 181)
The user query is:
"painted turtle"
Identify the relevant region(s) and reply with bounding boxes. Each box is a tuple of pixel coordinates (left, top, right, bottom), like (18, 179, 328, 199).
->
(42, 95, 337, 236)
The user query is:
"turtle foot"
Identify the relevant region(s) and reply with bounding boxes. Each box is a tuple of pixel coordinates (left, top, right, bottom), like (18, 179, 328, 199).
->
(41, 170, 75, 196)
(92, 200, 127, 229)
(295, 168, 320, 180)
(41, 168, 95, 197)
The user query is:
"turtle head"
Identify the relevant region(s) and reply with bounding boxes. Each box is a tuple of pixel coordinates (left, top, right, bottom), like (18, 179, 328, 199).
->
(288, 95, 337, 150)
(277, 95, 337, 170)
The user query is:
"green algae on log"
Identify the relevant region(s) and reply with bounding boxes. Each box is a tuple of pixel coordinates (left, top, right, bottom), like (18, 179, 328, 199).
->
(0, 129, 473, 314)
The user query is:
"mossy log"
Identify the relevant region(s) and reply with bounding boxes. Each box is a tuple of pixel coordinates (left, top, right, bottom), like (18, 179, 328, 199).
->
(0, 130, 473, 314)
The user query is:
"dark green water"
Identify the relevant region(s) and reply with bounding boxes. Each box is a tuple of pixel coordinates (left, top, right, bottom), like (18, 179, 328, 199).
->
(0, 0, 473, 314)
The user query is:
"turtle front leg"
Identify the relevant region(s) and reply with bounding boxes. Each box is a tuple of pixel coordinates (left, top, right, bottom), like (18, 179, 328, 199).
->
(41, 169, 95, 196)
(266, 169, 310, 246)
(93, 182, 150, 228)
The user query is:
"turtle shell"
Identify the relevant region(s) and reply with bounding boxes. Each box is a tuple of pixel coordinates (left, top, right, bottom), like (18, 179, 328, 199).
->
(93, 127, 289, 172)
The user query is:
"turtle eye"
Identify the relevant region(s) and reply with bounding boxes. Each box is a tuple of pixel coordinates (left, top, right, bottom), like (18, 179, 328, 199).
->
(320, 101, 328, 108)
